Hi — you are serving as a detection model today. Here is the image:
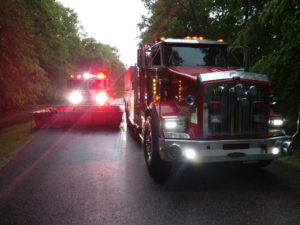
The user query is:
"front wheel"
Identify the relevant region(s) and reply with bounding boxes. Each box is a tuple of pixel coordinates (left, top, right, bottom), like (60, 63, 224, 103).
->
(144, 116, 165, 175)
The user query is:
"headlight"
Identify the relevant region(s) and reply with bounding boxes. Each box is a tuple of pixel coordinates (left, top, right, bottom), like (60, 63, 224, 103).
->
(95, 91, 108, 105)
(269, 115, 284, 127)
(68, 91, 82, 105)
(164, 121, 177, 129)
(163, 118, 186, 132)
(184, 148, 197, 160)
(164, 132, 190, 139)
(162, 117, 189, 139)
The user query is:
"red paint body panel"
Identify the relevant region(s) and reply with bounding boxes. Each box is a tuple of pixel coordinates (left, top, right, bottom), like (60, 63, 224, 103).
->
(153, 101, 185, 117)
(32, 105, 123, 129)
(168, 66, 232, 82)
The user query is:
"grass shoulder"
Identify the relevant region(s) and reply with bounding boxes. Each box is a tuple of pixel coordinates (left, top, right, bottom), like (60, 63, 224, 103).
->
(279, 146, 300, 167)
(0, 121, 34, 168)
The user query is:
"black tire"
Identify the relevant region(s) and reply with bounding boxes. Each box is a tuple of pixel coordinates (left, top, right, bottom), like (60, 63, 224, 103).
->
(126, 111, 139, 141)
(144, 116, 167, 175)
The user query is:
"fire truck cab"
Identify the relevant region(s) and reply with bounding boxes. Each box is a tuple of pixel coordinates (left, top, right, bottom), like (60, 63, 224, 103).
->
(124, 37, 295, 173)
(67, 71, 110, 106)
(32, 69, 123, 129)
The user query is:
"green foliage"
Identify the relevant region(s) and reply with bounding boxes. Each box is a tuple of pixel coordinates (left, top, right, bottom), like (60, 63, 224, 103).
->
(236, 0, 300, 125)
(0, 0, 48, 112)
(0, 0, 125, 112)
(139, 0, 268, 42)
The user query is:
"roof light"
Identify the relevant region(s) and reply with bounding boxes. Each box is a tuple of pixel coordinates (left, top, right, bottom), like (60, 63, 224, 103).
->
(192, 36, 198, 40)
(160, 37, 165, 41)
(97, 72, 106, 79)
(185, 36, 191, 40)
(217, 38, 224, 43)
(199, 36, 204, 40)
(83, 72, 90, 80)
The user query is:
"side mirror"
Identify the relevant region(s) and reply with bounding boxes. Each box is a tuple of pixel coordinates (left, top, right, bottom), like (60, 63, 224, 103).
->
(270, 95, 278, 105)
(186, 95, 196, 106)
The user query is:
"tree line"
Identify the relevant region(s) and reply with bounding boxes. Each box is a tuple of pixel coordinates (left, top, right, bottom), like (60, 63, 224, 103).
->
(139, 0, 300, 128)
(0, 0, 125, 113)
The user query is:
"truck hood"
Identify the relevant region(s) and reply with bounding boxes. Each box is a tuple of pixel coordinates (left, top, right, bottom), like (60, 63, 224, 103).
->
(168, 66, 231, 76)
(167, 66, 269, 83)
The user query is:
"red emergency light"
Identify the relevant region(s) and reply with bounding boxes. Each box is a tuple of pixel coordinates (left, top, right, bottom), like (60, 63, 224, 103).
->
(70, 72, 107, 80)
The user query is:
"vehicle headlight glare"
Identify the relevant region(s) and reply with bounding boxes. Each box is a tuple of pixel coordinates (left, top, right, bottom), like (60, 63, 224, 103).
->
(164, 121, 177, 129)
(184, 148, 196, 160)
(68, 91, 82, 105)
(273, 119, 283, 126)
(95, 91, 108, 105)
(272, 147, 280, 155)
(269, 116, 284, 127)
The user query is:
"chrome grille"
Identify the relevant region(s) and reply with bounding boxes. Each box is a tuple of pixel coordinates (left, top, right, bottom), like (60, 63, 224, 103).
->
(204, 82, 269, 137)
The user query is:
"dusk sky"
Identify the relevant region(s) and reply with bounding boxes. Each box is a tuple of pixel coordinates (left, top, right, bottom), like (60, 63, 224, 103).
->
(58, 0, 147, 67)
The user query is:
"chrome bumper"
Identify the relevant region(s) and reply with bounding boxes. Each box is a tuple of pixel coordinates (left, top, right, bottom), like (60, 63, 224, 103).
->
(159, 135, 294, 163)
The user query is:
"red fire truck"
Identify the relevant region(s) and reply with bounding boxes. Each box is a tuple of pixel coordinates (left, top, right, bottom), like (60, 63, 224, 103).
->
(32, 69, 123, 128)
(124, 37, 296, 173)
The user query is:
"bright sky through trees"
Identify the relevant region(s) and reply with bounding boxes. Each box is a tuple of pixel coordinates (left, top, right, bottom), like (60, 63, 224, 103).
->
(58, 0, 147, 67)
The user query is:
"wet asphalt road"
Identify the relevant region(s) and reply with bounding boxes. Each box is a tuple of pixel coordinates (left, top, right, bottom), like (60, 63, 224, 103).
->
(1, 118, 300, 225)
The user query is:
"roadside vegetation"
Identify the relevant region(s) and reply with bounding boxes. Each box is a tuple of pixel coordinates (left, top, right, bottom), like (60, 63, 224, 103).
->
(0, 120, 33, 168)
(0, 0, 125, 114)
(280, 149, 300, 167)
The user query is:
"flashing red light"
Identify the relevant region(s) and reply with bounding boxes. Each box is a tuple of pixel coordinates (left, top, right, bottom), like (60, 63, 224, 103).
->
(210, 102, 221, 110)
(77, 74, 82, 79)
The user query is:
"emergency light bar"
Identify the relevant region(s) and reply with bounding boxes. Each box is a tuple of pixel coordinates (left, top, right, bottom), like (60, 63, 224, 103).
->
(155, 36, 225, 43)
(70, 72, 107, 80)
(184, 36, 204, 40)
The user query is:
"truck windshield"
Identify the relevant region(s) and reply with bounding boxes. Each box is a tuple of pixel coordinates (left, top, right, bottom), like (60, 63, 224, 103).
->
(67, 80, 109, 90)
(164, 44, 227, 67)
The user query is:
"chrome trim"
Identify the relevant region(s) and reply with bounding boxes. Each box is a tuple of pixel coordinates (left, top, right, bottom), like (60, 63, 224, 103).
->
(200, 71, 269, 82)
(159, 135, 290, 162)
